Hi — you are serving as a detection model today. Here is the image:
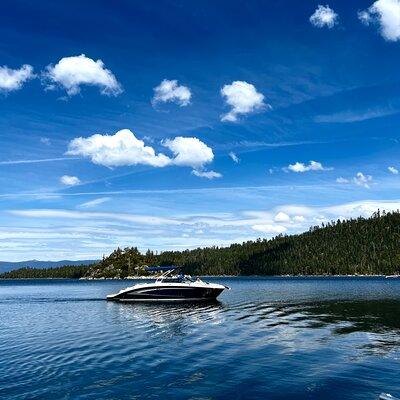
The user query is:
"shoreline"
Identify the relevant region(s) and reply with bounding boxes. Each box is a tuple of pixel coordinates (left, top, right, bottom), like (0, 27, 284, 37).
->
(1, 274, 399, 280)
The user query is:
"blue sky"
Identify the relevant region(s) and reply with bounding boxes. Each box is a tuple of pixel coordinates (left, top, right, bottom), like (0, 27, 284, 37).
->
(2, 0, 400, 260)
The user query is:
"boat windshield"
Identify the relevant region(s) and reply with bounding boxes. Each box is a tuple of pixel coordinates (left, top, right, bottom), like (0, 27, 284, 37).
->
(153, 268, 198, 283)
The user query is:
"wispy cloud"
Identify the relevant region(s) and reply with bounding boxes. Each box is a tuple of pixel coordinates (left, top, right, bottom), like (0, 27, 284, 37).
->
(9, 209, 181, 226)
(315, 107, 399, 123)
(0, 182, 345, 200)
(229, 152, 240, 163)
(0, 157, 78, 165)
(79, 197, 111, 208)
(217, 139, 333, 153)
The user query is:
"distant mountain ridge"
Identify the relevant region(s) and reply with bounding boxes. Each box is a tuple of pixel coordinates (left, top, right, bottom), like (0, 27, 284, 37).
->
(0, 260, 98, 273)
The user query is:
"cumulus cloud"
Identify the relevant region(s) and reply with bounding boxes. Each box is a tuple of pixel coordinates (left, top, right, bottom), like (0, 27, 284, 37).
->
(354, 172, 373, 188)
(67, 129, 218, 177)
(359, 0, 400, 41)
(0, 64, 35, 92)
(293, 215, 306, 223)
(191, 170, 222, 179)
(274, 212, 290, 222)
(164, 136, 221, 177)
(337, 173, 373, 188)
(43, 54, 122, 96)
(67, 129, 171, 168)
(310, 5, 339, 28)
(162, 136, 214, 169)
(220, 81, 268, 122)
(388, 166, 399, 174)
(152, 79, 191, 106)
(60, 175, 81, 186)
(229, 152, 240, 163)
(286, 161, 331, 173)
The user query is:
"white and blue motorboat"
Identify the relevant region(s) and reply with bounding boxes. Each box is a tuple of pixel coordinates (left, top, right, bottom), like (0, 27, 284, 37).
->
(107, 266, 229, 302)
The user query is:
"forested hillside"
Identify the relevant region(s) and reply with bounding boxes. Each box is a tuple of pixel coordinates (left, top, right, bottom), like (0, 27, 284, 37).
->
(85, 210, 400, 278)
(2, 210, 400, 279)
(0, 259, 97, 273)
(0, 265, 91, 279)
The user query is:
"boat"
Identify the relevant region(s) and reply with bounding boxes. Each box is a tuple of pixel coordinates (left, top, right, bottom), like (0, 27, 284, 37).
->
(106, 266, 230, 302)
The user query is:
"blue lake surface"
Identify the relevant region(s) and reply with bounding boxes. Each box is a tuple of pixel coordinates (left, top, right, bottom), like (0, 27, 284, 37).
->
(1, 277, 400, 400)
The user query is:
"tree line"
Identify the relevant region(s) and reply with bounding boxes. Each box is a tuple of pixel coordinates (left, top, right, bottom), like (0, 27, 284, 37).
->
(0, 264, 91, 279)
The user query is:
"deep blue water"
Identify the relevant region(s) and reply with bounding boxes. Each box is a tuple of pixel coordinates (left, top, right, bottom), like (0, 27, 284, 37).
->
(1, 277, 400, 400)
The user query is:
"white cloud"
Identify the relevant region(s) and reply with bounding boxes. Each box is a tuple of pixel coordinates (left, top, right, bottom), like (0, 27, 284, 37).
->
(0, 64, 34, 92)
(388, 166, 399, 174)
(152, 79, 191, 106)
(310, 5, 339, 28)
(359, 0, 400, 41)
(9, 209, 178, 228)
(336, 173, 373, 188)
(251, 224, 287, 234)
(220, 81, 268, 122)
(67, 129, 171, 168)
(191, 170, 222, 179)
(67, 129, 216, 177)
(358, 10, 372, 25)
(60, 175, 81, 186)
(163, 136, 214, 169)
(44, 54, 122, 96)
(274, 211, 290, 222)
(315, 107, 399, 123)
(79, 197, 111, 208)
(0, 157, 75, 166)
(229, 152, 240, 163)
(336, 177, 350, 184)
(40, 137, 51, 146)
(286, 161, 331, 173)
(293, 215, 306, 223)
(354, 172, 373, 188)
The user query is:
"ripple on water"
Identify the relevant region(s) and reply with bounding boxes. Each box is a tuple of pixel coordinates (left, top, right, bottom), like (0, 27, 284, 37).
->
(1, 277, 400, 399)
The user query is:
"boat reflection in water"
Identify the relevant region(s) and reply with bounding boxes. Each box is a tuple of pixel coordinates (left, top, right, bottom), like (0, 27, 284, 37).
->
(107, 266, 229, 302)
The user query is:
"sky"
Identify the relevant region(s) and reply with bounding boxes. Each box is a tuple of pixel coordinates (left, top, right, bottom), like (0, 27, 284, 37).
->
(2, 0, 400, 261)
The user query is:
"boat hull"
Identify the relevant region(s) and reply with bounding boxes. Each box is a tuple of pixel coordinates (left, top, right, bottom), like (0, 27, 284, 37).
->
(107, 283, 225, 302)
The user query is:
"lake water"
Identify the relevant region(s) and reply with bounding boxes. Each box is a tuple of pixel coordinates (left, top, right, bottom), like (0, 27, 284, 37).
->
(0, 277, 399, 400)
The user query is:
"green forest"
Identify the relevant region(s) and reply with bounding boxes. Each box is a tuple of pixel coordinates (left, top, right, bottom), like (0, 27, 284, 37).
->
(2, 210, 400, 279)
(0, 265, 91, 279)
